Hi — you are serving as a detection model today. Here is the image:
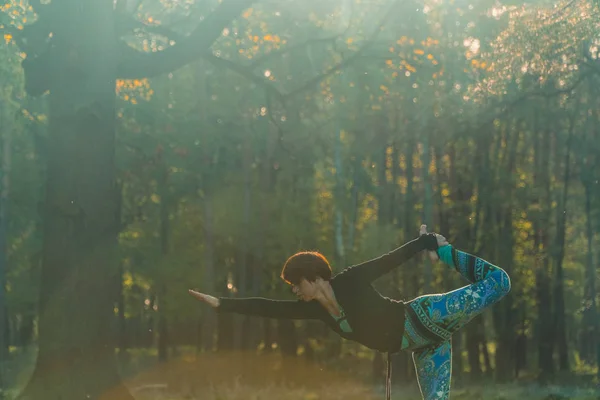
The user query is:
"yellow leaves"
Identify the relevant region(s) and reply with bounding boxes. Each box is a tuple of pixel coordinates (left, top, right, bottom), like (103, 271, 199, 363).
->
(469, 58, 490, 71)
(380, 84, 389, 94)
(3, 33, 12, 44)
(427, 54, 434, 60)
(242, 8, 253, 19)
(400, 60, 416, 73)
(346, 37, 354, 44)
(385, 59, 393, 66)
(123, 271, 134, 289)
(263, 34, 281, 43)
(116, 78, 153, 103)
(253, 35, 259, 42)
(413, 49, 425, 55)
(389, 46, 395, 53)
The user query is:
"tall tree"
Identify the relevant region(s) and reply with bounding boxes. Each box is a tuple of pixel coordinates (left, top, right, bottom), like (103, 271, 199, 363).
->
(0, 97, 12, 400)
(13, 1, 255, 398)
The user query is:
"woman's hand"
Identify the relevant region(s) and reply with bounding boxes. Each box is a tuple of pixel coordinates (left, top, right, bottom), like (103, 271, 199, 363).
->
(188, 290, 220, 308)
(419, 224, 449, 262)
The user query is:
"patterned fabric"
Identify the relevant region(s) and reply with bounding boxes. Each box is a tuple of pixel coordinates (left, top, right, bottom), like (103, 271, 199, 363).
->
(412, 339, 452, 399)
(401, 245, 511, 399)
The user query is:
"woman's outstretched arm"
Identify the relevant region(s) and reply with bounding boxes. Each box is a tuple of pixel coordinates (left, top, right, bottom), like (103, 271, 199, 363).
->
(189, 290, 323, 320)
(334, 226, 439, 283)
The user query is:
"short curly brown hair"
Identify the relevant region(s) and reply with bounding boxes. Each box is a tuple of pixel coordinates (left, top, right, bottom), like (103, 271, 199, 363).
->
(280, 251, 332, 285)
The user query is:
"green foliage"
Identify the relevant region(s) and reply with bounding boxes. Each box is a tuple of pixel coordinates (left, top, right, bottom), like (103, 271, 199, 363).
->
(1, 0, 600, 392)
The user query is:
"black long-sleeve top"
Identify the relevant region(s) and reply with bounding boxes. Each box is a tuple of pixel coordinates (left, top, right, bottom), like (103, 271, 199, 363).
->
(217, 234, 437, 354)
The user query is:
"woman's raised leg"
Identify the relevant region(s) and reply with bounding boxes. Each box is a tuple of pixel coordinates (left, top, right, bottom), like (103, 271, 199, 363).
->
(406, 245, 512, 341)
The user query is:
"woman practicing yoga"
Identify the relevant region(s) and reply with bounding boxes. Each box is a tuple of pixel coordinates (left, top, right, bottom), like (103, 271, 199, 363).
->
(189, 225, 511, 400)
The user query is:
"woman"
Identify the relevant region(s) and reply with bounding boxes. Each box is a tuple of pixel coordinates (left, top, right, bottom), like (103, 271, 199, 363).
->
(189, 225, 511, 400)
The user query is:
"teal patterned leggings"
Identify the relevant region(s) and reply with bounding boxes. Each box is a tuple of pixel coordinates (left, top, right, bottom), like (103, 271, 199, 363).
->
(401, 245, 511, 399)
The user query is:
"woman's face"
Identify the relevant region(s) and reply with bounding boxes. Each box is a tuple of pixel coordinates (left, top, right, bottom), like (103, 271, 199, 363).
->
(292, 278, 319, 301)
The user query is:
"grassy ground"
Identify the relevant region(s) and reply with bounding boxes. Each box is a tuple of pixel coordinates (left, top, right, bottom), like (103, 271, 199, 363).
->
(3, 347, 599, 399)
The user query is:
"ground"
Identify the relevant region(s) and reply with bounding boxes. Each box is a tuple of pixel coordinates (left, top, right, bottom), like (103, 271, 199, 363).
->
(3, 347, 599, 400)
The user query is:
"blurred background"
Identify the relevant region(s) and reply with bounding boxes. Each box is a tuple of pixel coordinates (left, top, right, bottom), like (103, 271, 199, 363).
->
(0, 0, 599, 399)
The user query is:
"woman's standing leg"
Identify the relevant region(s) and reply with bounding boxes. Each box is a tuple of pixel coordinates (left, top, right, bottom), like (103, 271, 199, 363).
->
(412, 340, 452, 400)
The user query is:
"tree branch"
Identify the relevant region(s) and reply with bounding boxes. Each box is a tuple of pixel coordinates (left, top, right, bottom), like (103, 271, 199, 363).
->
(247, 1, 356, 69)
(248, 36, 341, 69)
(204, 54, 286, 103)
(284, 0, 403, 99)
(117, 0, 255, 79)
(115, 14, 183, 40)
(472, 68, 593, 131)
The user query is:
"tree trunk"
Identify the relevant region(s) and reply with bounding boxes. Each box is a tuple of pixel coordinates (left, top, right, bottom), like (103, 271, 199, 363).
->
(492, 122, 518, 383)
(18, 2, 131, 397)
(581, 176, 597, 366)
(329, 121, 345, 359)
(277, 320, 298, 358)
(255, 120, 276, 353)
(334, 124, 346, 266)
(233, 135, 252, 351)
(199, 173, 216, 353)
(117, 262, 127, 359)
(480, 335, 492, 377)
(217, 309, 234, 352)
(157, 163, 170, 363)
(552, 117, 575, 373)
(420, 129, 433, 293)
(0, 99, 11, 399)
(515, 310, 528, 378)
(533, 110, 555, 382)
(390, 136, 416, 384)
(448, 138, 482, 379)
(444, 143, 464, 379)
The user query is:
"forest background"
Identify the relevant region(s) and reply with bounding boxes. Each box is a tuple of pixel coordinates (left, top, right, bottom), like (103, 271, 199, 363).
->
(0, 0, 599, 399)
